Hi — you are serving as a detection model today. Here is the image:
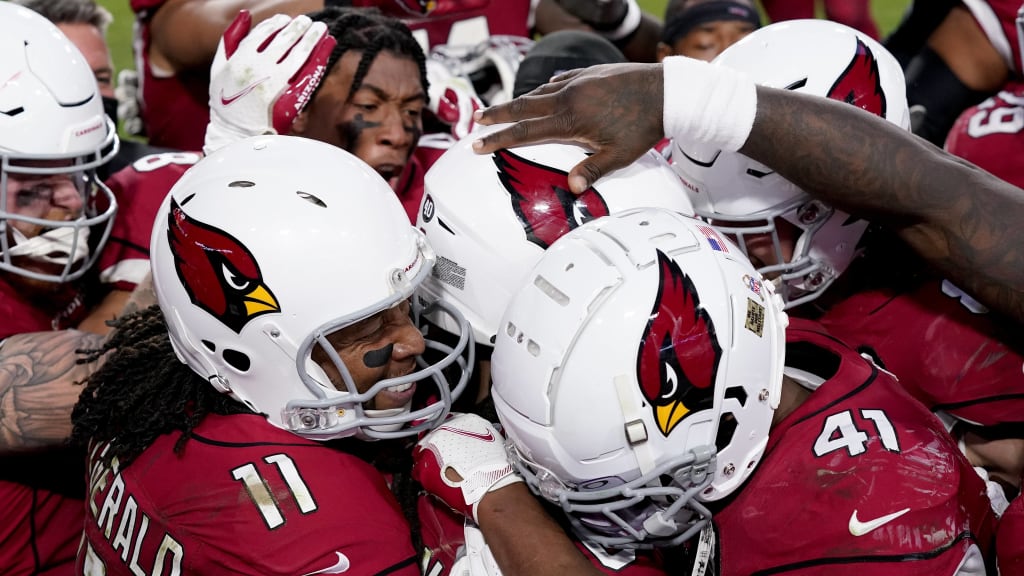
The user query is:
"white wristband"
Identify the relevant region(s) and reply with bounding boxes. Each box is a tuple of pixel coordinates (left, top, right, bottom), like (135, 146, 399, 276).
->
(598, 0, 642, 41)
(662, 56, 757, 152)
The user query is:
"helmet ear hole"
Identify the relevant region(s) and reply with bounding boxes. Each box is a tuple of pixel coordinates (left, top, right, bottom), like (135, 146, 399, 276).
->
(222, 349, 251, 373)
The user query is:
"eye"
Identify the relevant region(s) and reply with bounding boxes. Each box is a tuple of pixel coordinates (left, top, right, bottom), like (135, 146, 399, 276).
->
(14, 184, 54, 208)
(661, 363, 679, 399)
(356, 103, 379, 113)
(221, 262, 252, 291)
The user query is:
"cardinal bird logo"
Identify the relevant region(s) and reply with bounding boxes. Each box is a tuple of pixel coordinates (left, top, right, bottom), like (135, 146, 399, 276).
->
(636, 251, 722, 436)
(166, 199, 281, 333)
(827, 38, 886, 118)
(493, 149, 610, 249)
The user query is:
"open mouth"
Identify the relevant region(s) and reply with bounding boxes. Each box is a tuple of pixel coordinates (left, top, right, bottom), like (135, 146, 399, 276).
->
(374, 164, 404, 190)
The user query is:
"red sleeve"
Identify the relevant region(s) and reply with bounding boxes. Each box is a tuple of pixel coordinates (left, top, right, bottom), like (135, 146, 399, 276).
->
(98, 153, 199, 291)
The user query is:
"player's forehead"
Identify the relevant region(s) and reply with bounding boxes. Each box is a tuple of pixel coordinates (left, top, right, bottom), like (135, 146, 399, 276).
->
(326, 50, 425, 101)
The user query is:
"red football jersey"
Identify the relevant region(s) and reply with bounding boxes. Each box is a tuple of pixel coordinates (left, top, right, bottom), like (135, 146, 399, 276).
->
(945, 81, 1024, 189)
(97, 152, 200, 292)
(998, 493, 1024, 575)
(713, 319, 995, 575)
(352, 0, 534, 50)
(0, 276, 87, 340)
(819, 279, 1024, 427)
(0, 482, 81, 576)
(962, 0, 1023, 73)
(81, 413, 419, 575)
(131, 0, 210, 151)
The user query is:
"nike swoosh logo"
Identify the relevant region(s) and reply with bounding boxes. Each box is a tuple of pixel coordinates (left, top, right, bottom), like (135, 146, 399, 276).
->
(438, 425, 494, 442)
(301, 551, 350, 575)
(219, 76, 270, 106)
(848, 507, 910, 536)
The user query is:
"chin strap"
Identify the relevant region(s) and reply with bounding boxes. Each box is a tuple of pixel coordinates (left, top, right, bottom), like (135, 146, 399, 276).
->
(7, 225, 90, 266)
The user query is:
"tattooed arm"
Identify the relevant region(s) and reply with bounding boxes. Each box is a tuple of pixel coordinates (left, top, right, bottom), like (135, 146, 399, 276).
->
(0, 330, 106, 453)
(742, 88, 1024, 325)
(473, 63, 1024, 324)
(0, 272, 157, 452)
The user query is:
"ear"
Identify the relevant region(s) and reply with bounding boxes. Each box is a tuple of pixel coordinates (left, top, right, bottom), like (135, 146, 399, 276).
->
(289, 110, 309, 135)
(656, 42, 672, 63)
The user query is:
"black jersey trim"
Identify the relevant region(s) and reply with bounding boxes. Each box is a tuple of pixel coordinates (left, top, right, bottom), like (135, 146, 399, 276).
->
(373, 554, 418, 575)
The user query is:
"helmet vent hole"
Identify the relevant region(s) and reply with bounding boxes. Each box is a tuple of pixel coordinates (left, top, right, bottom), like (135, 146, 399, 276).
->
(506, 322, 516, 337)
(296, 191, 327, 207)
(201, 340, 216, 352)
(533, 274, 569, 306)
(1, 106, 24, 117)
(784, 78, 808, 91)
(715, 412, 738, 453)
(527, 339, 540, 357)
(222, 349, 251, 372)
(724, 386, 747, 407)
(228, 180, 255, 188)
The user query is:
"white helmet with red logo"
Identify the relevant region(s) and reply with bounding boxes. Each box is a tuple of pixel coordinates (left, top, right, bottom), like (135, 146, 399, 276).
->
(150, 135, 472, 441)
(418, 123, 695, 348)
(492, 208, 788, 548)
(673, 20, 909, 308)
(0, 2, 118, 283)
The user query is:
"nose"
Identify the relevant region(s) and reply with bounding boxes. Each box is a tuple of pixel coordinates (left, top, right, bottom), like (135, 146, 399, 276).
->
(391, 314, 426, 360)
(51, 177, 83, 215)
(375, 107, 413, 151)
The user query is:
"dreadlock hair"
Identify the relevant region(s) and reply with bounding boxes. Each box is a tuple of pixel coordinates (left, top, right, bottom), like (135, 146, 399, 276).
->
(307, 6, 429, 105)
(71, 305, 252, 469)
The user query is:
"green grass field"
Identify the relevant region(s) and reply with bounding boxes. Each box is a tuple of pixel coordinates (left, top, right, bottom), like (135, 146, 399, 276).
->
(97, 0, 912, 91)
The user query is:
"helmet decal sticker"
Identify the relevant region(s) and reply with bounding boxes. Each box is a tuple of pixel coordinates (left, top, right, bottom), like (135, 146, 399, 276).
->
(493, 148, 609, 249)
(636, 250, 722, 436)
(167, 198, 280, 333)
(827, 38, 886, 118)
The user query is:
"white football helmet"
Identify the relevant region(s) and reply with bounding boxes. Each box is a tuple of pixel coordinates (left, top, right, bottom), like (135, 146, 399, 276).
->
(673, 20, 909, 309)
(492, 208, 788, 549)
(429, 35, 533, 106)
(150, 136, 473, 441)
(418, 123, 695, 347)
(0, 2, 118, 283)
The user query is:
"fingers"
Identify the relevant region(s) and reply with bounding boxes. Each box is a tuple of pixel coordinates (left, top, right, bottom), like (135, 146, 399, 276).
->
(263, 15, 315, 63)
(221, 10, 253, 59)
(250, 13, 292, 53)
(273, 32, 335, 134)
(471, 117, 562, 154)
(281, 21, 331, 78)
(569, 153, 621, 194)
(474, 92, 558, 126)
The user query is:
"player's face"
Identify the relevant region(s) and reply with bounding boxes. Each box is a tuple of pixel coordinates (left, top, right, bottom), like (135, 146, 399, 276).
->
(4, 163, 83, 239)
(57, 22, 114, 99)
(712, 216, 798, 277)
(312, 300, 426, 412)
(291, 50, 426, 191)
(669, 20, 757, 62)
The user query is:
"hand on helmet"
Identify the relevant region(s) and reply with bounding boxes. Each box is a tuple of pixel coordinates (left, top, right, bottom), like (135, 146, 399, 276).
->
(413, 413, 524, 523)
(204, 10, 336, 155)
(426, 58, 484, 140)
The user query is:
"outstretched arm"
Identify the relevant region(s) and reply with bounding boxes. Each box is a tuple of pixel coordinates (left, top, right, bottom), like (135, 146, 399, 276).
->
(147, 0, 323, 73)
(473, 60, 1024, 324)
(743, 87, 1024, 325)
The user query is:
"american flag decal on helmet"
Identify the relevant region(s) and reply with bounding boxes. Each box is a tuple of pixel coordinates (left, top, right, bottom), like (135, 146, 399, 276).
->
(697, 224, 729, 253)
